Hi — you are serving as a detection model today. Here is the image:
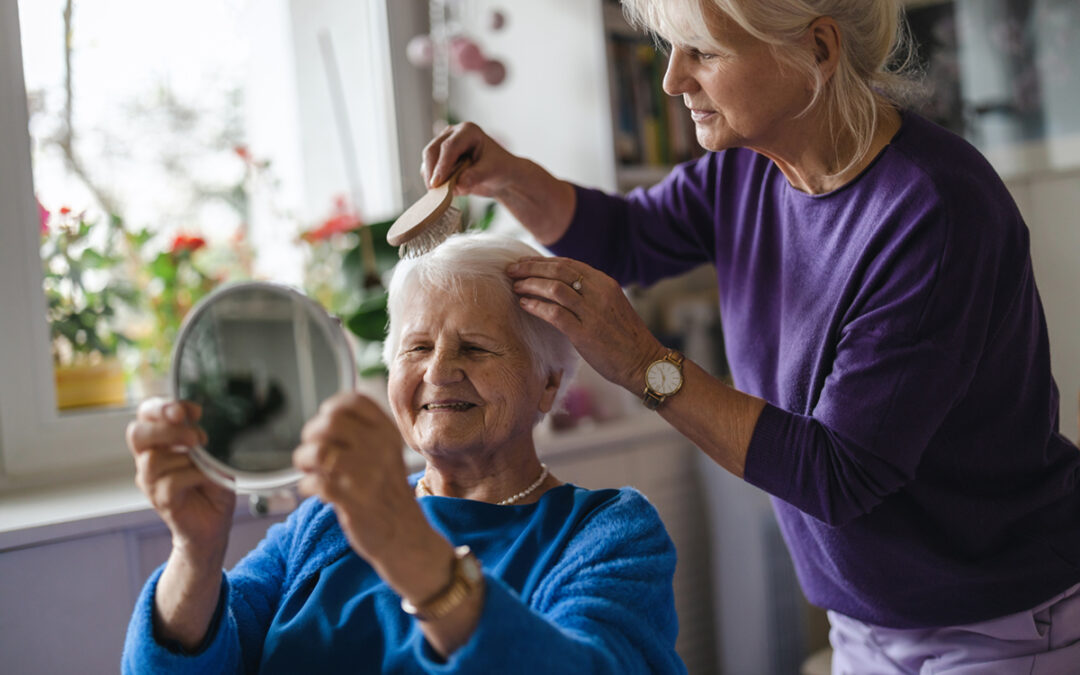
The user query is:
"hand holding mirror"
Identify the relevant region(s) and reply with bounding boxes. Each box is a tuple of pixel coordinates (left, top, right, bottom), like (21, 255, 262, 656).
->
(171, 282, 356, 496)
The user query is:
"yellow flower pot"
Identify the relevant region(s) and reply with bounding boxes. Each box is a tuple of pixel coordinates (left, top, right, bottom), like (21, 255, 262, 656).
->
(54, 359, 128, 410)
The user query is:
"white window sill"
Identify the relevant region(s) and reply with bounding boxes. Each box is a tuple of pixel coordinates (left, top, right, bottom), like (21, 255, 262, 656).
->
(0, 414, 677, 552)
(0, 471, 153, 551)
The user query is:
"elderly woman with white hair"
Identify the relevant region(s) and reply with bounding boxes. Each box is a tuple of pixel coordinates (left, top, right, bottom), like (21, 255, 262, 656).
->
(121, 233, 686, 674)
(423, 0, 1080, 672)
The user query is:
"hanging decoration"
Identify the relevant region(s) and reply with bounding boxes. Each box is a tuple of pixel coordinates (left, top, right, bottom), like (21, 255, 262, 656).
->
(406, 2, 509, 131)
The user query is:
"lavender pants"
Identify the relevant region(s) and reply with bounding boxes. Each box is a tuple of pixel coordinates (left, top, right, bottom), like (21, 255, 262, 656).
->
(828, 583, 1080, 674)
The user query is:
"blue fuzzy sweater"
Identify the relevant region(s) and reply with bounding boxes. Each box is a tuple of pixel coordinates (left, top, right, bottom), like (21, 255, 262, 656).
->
(122, 484, 686, 674)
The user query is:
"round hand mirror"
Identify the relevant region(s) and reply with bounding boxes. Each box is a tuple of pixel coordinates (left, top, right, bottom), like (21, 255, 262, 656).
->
(171, 281, 356, 495)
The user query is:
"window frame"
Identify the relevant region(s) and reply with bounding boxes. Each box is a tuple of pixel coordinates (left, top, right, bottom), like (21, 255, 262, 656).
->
(0, 0, 430, 486)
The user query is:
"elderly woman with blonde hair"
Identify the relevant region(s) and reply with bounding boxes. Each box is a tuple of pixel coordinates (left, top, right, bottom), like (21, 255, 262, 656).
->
(121, 232, 686, 674)
(424, 0, 1080, 672)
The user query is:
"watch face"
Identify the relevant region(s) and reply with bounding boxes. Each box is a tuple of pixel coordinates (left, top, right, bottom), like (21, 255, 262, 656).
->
(646, 360, 682, 395)
(461, 554, 482, 585)
(456, 546, 482, 585)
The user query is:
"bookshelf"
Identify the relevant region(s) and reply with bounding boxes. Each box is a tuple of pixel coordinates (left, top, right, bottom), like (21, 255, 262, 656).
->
(600, 1, 704, 192)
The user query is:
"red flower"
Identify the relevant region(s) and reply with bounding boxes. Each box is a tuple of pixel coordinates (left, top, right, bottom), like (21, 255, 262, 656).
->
(36, 198, 50, 234)
(170, 233, 207, 254)
(59, 206, 72, 215)
(234, 145, 252, 162)
(300, 196, 362, 242)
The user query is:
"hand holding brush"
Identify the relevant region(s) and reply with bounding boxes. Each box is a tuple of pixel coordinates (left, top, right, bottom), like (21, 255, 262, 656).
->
(387, 158, 471, 258)
(410, 122, 577, 249)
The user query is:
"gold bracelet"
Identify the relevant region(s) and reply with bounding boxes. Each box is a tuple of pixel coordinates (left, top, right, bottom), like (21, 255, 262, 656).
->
(400, 546, 483, 621)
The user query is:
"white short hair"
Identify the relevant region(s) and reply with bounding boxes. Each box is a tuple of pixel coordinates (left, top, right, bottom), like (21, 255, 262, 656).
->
(383, 232, 578, 413)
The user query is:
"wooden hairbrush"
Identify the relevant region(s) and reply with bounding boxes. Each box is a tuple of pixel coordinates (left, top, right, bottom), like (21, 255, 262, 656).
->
(387, 158, 471, 258)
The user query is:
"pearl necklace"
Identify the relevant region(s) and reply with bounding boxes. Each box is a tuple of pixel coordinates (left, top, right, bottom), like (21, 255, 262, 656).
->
(415, 463, 550, 506)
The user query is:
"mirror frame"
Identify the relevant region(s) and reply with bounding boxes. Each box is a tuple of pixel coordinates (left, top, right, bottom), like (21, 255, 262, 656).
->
(170, 281, 357, 494)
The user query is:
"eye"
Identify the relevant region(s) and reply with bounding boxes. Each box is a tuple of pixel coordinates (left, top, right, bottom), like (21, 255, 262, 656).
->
(464, 345, 490, 354)
(689, 48, 717, 62)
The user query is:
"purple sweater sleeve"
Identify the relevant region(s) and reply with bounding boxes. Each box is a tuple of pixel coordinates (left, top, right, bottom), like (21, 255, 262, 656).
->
(550, 159, 720, 285)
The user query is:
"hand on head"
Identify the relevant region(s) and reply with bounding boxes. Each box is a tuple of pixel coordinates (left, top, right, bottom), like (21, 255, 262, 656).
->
(126, 397, 235, 562)
(507, 256, 666, 393)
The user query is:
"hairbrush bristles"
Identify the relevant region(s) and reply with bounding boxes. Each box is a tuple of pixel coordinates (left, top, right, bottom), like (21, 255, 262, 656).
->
(397, 205, 463, 259)
(387, 157, 472, 259)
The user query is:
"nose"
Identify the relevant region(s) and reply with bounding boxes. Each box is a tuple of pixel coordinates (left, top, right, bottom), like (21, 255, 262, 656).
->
(662, 48, 696, 97)
(424, 347, 464, 385)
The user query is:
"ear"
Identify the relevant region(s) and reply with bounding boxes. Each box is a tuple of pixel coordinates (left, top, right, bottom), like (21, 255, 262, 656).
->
(537, 370, 564, 414)
(807, 16, 841, 82)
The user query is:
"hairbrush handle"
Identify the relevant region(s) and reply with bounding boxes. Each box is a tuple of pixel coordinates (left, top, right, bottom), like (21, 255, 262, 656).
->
(387, 157, 471, 247)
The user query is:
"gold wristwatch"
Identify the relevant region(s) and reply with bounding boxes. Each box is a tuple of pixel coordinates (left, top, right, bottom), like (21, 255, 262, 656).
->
(642, 350, 685, 410)
(400, 545, 483, 621)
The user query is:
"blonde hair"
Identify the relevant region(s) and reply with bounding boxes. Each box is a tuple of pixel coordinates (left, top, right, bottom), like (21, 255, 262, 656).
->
(621, 0, 923, 175)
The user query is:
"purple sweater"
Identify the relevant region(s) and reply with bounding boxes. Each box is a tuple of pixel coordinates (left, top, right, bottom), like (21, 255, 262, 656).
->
(552, 112, 1080, 628)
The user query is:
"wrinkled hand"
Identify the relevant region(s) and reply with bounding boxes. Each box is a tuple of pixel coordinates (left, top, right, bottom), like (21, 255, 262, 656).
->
(422, 122, 521, 198)
(293, 392, 424, 562)
(508, 257, 667, 393)
(126, 398, 235, 562)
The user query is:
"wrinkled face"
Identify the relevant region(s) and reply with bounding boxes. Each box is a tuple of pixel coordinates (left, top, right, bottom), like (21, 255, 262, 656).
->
(387, 282, 559, 461)
(661, 9, 813, 153)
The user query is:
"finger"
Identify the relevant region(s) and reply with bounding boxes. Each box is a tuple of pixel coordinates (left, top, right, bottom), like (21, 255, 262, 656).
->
(318, 391, 384, 425)
(136, 396, 172, 422)
(518, 295, 585, 337)
(126, 418, 205, 456)
(430, 123, 481, 188)
(511, 278, 584, 319)
(297, 473, 323, 500)
(506, 258, 587, 286)
(300, 409, 366, 447)
(293, 440, 349, 476)
(421, 125, 454, 185)
(135, 449, 197, 495)
(135, 398, 203, 426)
(152, 466, 218, 510)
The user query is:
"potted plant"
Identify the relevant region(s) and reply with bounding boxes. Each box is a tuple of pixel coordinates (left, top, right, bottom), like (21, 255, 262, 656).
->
(40, 207, 139, 409)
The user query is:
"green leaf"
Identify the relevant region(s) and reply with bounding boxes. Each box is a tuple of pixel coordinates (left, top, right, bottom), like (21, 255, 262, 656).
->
(149, 252, 178, 281)
(342, 244, 364, 290)
(346, 309, 389, 341)
(359, 362, 389, 378)
(108, 282, 141, 305)
(79, 249, 112, 269)
(468, 201, 497, 232)
(365, 218, 400, 273)
(129, 227, 154, 247)
(345, 291, 389, 341)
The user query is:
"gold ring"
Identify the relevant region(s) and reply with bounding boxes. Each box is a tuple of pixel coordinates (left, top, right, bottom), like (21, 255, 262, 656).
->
(571, 275, 583, 292)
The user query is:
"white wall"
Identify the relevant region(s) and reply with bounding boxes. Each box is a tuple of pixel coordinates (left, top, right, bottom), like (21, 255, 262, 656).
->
(1006, 170, 1080, 443)
(448, 0, 617, 197)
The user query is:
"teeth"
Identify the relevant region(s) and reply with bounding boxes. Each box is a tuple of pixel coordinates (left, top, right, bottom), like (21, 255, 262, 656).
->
(424, 402, 473, 411)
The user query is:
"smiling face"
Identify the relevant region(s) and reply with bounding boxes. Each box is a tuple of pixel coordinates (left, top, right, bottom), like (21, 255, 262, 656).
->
(661, 7, 814, 154)
(387, 282, 560, 463)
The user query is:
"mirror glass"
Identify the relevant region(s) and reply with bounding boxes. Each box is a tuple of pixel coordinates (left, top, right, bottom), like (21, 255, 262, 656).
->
(171, 282, 355, 494)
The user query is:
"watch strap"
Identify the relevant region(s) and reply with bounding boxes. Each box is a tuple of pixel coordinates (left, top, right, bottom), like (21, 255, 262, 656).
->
(642, 389, 664, 410)
(400, 545, 480, 621)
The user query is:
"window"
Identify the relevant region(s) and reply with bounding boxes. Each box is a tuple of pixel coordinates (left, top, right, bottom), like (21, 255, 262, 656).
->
(0, 0, 423, 480)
